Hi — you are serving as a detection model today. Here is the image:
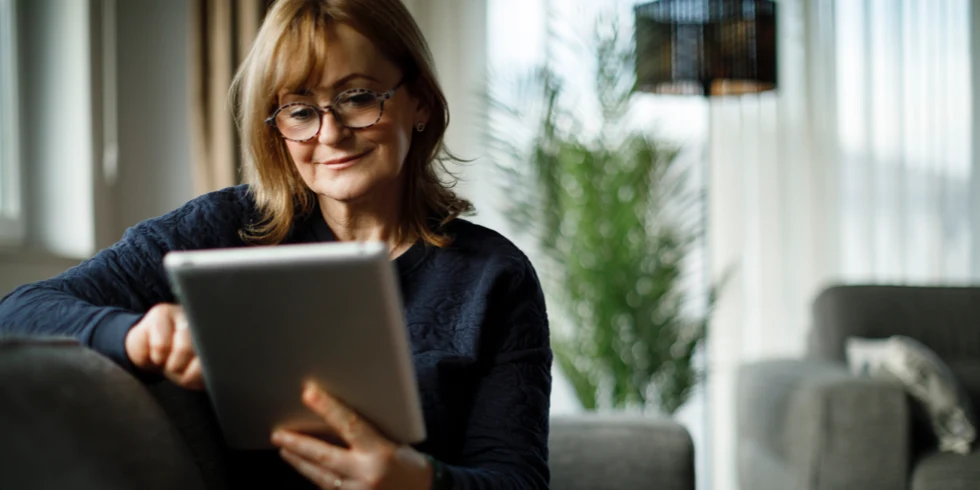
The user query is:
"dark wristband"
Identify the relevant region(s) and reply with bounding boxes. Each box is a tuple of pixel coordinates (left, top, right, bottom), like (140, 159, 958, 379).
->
(425, 453, 453, 490)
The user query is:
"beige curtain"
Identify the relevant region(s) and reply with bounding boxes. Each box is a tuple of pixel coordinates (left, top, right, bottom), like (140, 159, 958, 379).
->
(188, 0, 269, 195)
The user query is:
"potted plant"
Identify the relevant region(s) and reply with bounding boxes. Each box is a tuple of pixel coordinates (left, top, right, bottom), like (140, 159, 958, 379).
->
(487, 21, 711, 415)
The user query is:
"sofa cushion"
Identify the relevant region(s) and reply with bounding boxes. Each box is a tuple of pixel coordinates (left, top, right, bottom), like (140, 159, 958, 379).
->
(911, 449, 980, 490)
(0, 338, 208, 490)
(147, 381, 316, 489)
(549, 414, 694, 490)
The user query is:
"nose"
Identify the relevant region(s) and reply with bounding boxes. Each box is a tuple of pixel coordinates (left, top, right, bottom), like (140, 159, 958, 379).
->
(317, 109, 349, 146)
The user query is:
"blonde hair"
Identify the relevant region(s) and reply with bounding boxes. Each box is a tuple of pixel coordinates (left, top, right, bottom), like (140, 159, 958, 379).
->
(230, 0, 473, 246)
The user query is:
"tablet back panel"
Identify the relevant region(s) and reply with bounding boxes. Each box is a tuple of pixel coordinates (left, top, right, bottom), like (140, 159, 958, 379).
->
(164, 242, 426, 449)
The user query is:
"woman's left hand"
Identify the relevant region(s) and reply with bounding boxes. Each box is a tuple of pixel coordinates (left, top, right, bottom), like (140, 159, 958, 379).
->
(271, 381, 433, 490)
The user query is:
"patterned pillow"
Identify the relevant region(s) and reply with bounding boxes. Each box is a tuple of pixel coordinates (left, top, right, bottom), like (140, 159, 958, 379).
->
(846, 335, 977, 454)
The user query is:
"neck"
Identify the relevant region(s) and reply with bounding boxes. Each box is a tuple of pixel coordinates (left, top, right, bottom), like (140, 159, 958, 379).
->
(317, 180, 413, 254)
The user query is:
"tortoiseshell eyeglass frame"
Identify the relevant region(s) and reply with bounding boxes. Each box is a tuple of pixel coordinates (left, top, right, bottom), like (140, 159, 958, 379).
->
(265, 79, 404, 142)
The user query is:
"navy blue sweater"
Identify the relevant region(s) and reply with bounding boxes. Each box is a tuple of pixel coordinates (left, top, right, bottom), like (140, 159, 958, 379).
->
(0, 185, 552, 489)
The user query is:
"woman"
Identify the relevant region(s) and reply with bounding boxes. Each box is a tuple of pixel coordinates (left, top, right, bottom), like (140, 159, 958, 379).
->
(0, 1, 551, 489)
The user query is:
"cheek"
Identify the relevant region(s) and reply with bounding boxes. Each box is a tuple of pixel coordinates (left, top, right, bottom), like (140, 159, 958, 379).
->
(393, 128, 413, 164)
(390, 118, 417, 163)
(284, 141, 313, 165)
(364, 125, 414, 170)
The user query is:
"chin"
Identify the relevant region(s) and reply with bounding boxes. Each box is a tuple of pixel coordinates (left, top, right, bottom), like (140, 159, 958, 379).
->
(299, 155, 404, 203)
(309, 172, 396, 204)
(311, 181, 370, 203)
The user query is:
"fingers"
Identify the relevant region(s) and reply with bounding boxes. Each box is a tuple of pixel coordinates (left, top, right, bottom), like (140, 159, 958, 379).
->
(165, 326, 196, 375)
(180, 358, 205, 391)
(129, 304, 202, 390)
(272, 431, 353, 476)
(302, 382, 381, 450)
(124, 323, 151, 369)
(173, 306, 189, 331)
(163, 320, 203, 390)
(147, 311, 175, 367)
(279, 448, 345, 490)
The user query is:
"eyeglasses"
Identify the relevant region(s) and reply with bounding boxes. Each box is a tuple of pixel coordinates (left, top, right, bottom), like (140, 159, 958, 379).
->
(266, 80, 403, 142)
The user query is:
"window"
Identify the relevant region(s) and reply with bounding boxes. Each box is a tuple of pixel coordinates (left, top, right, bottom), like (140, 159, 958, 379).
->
(0, 0, 23, 245)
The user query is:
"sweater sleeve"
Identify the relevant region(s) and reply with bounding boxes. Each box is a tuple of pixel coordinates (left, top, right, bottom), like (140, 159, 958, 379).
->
(443, 258, 553, 490)
(0, 187, 248, 372)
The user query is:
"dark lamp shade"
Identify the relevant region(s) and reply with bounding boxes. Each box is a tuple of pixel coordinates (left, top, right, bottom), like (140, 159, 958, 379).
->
(634, 0, 777, 96)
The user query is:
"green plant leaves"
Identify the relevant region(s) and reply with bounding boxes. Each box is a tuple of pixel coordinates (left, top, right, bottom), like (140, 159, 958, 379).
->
(488, 17, 712, 415)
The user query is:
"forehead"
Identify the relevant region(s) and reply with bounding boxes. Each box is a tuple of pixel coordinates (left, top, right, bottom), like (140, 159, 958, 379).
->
(272, 22, 396, 95)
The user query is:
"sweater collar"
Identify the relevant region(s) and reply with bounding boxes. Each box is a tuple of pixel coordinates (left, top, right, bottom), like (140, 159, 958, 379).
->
(294, 207, 430, 277)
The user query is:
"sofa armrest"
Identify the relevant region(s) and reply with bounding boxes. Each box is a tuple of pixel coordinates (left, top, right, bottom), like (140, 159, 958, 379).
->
(0, 338, 208, 490)
(738, 359, 910, 490)
(549, 413, 694, 490)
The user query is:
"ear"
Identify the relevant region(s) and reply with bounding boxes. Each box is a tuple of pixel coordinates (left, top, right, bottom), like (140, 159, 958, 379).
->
(413, 97, 431, 127)
(415, 102, 431, 124)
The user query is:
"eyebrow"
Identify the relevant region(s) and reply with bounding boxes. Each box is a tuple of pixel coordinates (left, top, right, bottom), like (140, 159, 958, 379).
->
(282, 73, 382, 98)
(329, 73, 380, 89)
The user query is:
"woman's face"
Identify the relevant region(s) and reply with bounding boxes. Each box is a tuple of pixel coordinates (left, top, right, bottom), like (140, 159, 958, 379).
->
(275, 23, 426, 204)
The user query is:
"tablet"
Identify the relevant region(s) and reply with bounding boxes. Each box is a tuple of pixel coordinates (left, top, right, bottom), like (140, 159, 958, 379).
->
(162, 241, 426, 450)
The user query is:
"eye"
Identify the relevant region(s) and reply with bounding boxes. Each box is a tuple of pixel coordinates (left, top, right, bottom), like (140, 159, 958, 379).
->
(336, 91, 378, 109)
(285, 106, 317, 121)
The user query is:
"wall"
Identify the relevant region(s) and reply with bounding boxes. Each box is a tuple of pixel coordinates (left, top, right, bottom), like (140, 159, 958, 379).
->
(18, 0, 95, 258)
(113, 0, 193, 241)
(0, 252, 82, 294)
(0, 0, 193, 296)
(405, 0, 508, 235)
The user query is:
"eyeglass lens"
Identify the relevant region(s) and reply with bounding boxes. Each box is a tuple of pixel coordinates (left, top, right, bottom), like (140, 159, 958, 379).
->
(274, 90, 383, 140)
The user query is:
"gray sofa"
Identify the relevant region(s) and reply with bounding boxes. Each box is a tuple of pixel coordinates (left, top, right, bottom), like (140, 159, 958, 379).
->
(0, 339, 695, 490)
(738, 285, 980, 490)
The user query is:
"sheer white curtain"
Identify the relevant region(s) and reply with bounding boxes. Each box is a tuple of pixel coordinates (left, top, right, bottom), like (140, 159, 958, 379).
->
(836, 0, 972, 283)
(706, 1, 974, 489)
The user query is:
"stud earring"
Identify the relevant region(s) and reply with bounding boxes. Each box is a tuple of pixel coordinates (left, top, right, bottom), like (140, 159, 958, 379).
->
(415, 122, 426, 132)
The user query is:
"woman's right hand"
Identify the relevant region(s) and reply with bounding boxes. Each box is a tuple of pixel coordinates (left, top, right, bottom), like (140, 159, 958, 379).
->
(124, 303, 204, 390)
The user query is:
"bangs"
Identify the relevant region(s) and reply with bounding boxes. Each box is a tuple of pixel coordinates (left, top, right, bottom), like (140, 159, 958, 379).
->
(268, 10, 334, 98)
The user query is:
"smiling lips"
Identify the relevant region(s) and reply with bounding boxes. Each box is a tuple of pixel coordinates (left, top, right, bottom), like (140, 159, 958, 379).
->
(315, 149, 373, 169)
